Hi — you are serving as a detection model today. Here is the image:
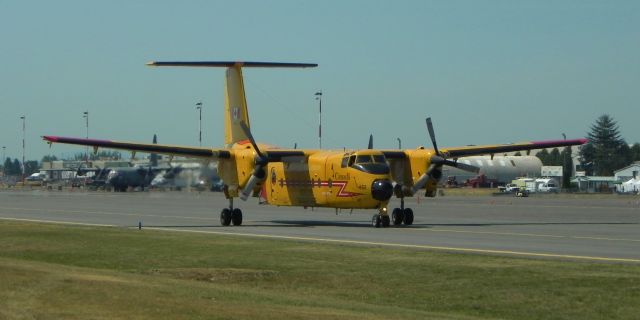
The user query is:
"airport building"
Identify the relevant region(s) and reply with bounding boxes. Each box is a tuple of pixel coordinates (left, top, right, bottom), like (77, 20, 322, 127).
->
(614, 162, 640, 181)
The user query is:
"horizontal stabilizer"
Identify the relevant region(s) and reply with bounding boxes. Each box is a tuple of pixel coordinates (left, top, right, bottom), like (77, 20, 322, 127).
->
(146, 61, 318, 68)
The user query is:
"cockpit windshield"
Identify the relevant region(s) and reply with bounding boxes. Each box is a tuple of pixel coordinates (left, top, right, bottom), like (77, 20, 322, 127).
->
(350, 153, 390, 174)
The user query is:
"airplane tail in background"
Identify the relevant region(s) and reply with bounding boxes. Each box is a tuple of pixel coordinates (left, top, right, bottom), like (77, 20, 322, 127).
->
(146, 61, 317, 147)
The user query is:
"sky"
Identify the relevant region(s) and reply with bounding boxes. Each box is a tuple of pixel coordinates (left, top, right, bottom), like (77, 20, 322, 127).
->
(1, 1, 639, 161)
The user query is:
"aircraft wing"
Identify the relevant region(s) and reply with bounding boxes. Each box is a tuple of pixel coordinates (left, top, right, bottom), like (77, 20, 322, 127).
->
(381, 138, 587, 159)
(42, 136, 230, 159)
(440, 138, 588, 158)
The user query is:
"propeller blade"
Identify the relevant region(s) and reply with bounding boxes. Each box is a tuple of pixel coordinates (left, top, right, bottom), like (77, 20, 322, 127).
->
(368, 134, 373, 149)
(240, 166, 266, 201)
(239, 122, 266, 161)
(446, 160, 480, 173)
(426, 117, 440, 156)
(431, 155, 480, 174)
(411, 164, 437, 195)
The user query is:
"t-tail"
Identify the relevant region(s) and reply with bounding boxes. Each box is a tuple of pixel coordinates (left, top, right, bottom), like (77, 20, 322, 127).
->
(146, 61, 317, 147)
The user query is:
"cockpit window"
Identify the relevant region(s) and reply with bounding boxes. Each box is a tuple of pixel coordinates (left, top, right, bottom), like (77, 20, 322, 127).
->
(356, 155, 372, 163)
(341, 156, 349, 168)
(349, 154, 389, 174)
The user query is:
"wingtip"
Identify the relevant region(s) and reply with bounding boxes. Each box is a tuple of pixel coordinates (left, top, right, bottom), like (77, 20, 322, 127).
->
(146, 61, 157, 66)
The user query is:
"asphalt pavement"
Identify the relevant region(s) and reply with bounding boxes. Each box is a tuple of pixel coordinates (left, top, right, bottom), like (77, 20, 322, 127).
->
(1, 189, 639, 263)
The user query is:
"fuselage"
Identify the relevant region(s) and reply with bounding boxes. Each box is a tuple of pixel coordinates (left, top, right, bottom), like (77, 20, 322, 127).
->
(217, 144, 394, 209)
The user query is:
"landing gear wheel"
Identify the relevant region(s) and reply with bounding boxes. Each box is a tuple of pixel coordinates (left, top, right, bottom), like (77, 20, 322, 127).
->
(391, 208, 404, 225)
(371, 214, 381, 228)
(231, 208, 243, 226)
(381, 215, 390, 228)
(402, 208, 414, 225)
(220, 208, 231, 226)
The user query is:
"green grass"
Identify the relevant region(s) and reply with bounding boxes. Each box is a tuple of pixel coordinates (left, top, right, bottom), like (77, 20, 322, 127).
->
(1, 221, 639, 319)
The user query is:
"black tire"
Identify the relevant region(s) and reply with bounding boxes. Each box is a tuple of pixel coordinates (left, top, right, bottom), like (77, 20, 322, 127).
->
(231, 208, 243, 226)
(220, 208, 231, 226)
(371, 214, 381, 228)
(391, 208, 404, 225)
(381, 215, 390, 228)
(402, 208, 414, 225)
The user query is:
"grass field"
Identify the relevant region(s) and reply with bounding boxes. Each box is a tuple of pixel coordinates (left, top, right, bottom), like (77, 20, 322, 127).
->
(1, 220, 639, 319)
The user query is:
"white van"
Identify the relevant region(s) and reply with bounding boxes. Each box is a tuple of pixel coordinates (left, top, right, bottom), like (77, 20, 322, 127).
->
(536, 178, 559, 193)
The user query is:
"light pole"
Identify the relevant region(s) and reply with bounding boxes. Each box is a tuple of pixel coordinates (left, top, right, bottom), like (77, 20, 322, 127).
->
(196, 102, 202, 146)
(20, 116, 25, 181)
(562, 133, 567, 188)
(1, 146, 5, 175)
(315, 91, 322, 149)
(83, 111, 89, 163)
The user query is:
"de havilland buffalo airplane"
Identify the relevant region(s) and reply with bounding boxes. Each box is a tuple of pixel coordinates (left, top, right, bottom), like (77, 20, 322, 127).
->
(43, 61, 587, 228)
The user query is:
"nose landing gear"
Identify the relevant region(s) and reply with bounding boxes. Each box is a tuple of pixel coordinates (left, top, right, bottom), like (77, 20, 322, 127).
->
(371, 209, 391, 228)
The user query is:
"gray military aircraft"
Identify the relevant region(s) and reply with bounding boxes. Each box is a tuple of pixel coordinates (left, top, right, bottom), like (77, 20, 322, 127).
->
(77, 134, 180, 192)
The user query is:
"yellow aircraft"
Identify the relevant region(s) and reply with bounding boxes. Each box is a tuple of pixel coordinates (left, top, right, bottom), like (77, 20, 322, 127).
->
(43, 61, 587, 228)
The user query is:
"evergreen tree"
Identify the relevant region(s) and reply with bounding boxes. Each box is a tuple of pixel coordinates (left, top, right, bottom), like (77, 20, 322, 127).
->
(561, 147, 572, 188)
(536, 149, 550, 165)
(2, 158, 11, 175)
(24, 161, 39, 176)
(630, 143, 640, 162)
(579, 114, 631, 176)
(548, 148, 562, 166)
(12, 159, 22, 175)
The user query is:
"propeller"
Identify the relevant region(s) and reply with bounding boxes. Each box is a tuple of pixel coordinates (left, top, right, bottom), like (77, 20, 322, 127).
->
(239, 122, 268, 201)
(411, 118, 480, 194)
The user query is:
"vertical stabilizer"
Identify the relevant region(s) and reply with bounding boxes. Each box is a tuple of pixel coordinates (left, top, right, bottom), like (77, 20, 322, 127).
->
(146, 61, 317, 147)
(224, 66, 251, 147)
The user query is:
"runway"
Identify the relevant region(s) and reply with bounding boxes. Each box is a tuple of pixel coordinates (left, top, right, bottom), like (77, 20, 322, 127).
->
(1, 190, 639, 263)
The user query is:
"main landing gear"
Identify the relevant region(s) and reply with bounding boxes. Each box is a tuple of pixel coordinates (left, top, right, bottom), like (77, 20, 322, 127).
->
(220, 198, 243, 226)
(372, 198, 415, 228)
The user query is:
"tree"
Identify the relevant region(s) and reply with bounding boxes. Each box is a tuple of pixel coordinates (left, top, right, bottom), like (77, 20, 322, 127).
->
(12, 159, 22, 176)
(41, 155, 58, 162)
(24, 161, 39, 176)
(631, 143, 640, 162)
(579, 114, 631, 176)
(536, 149, 550, 165)
(2, 158, 12, 175)
(561, 147, 572, 189)
(548, 148, 562, 166)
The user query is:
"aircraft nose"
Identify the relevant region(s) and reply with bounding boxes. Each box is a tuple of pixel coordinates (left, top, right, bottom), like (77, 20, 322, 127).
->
(371, 179, 393, 201)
